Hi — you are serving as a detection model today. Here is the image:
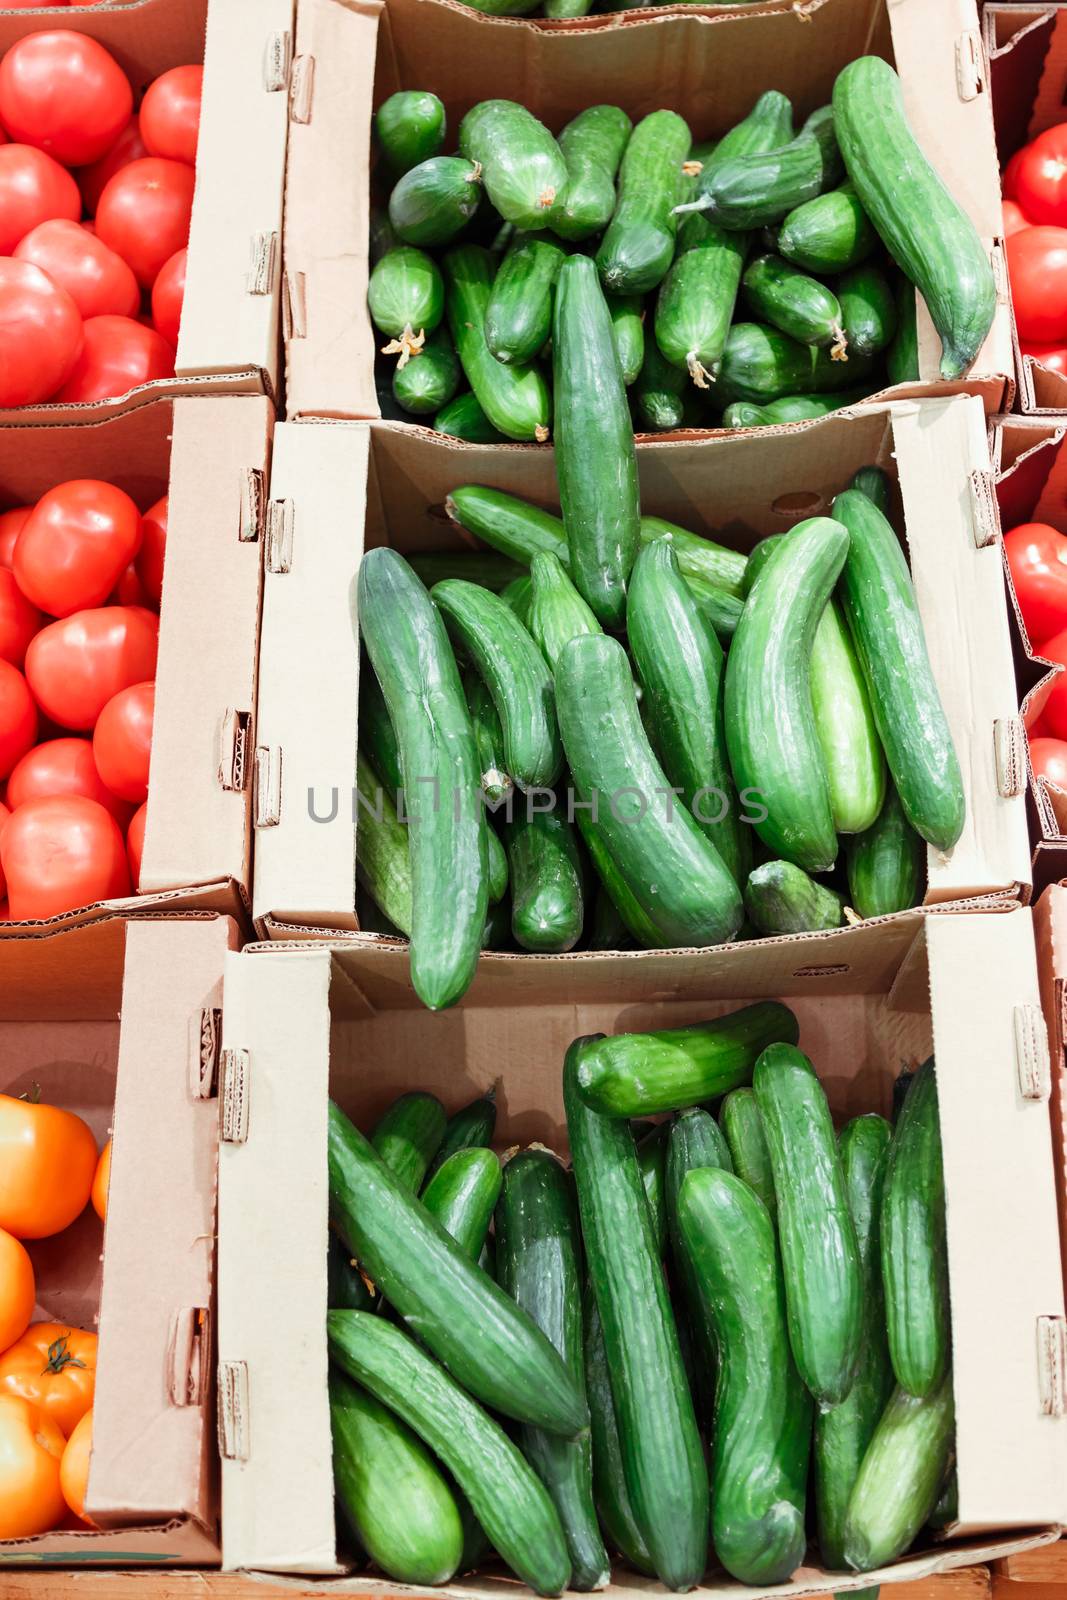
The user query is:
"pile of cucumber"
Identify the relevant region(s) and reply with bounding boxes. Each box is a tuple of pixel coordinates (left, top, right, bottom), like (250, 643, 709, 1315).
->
(368, 61, 996, 438)
(327, 1026, 955, 1593)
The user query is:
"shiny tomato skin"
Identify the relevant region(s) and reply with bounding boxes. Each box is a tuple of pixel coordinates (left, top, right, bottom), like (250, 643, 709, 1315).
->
(14, 219, 139, 320)
(0, 259, 83, 407)
(1007, 226, 1067, 342)
(126, 798, 145, 887)
(25, 605, 158, 730)
(0, 32, 133, 168)
(60, 1408, 93, 1523)
(140, 65, 202, 166)
(151, 247, 185, 349)
(0, 1394, 64, 1539)
(55, 314, 174, 404)
(111, 562, 149, 607)
(7, 737, 132, 825)
(0, 1324, 97, 1436)
(0, 1230, 34, 1354)
(1, 794, 129, 918)
(1003, 145, 1028, 200)
(1003, 198, 1032, 236)
(1004, 521, 1067, 647)
(1030, 735, 1067, 790)
(135, 495, 167, 607)
(0, 570, 40, 666)
(14, 478, 142, 618)
(0, 1096, 97, 1238)
(0, 661, 36, 778)
(1021, 340, 1067, 377)
(96, 157, 194, 287)
(0, 508, 31, 568)
(0, 142, 80, 254)
(90, 1142, 109, 1222)
(78, 114, 146, 216)
(1016, 124, 1067, 226)
(92, 680, 153, 803)
(0, 799, 8, 898)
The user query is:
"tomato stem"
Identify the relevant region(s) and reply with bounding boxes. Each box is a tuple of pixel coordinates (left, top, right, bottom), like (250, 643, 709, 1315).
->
(42, 1334, 87, 1375)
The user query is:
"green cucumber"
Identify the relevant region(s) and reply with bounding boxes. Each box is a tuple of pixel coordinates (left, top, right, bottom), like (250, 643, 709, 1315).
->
(575, 1001, 800, 1117)
(637, 1121, 669, 1256)
(778, 181, 876, 273)
(831, 489, 965, 851)
(887, 276, 920, 384)
(881, 1058, 950, 1399)
(724, 516, 850, 873)
(578, 809, 661, 948)
(433, 391, 505, 443)
(744, 860, 845, 934)
(328, 1313, 571, 1596)
(721, 393, 857, 426)
(505, 807, 584, 952)
(555, 106, 632, 242)
(328, 1229, 374, 1312)
(608, 294, 645, 384)
(357, 887, 402, 939)
(556, 632, 742, 948)
(328, 1102, 586, 1437)
(370, 206, 400, 266)
(665, 1108, 733, 1421)
(425, 1089, 498, 1183)
(432, 578, 563, 790)
(486, 233, 566, 365)
(371, 1091, 447, 1193)
(459, 101, 567, 230)
(447, 485, 567, 566)
(815, 1114, 894, 1571)
(684, 106, 840, 231)
(586, 882, 636, 951)
(838, 264, 897, 357)
(633, 335, 688, 430)
(704, 90, 794, 172)
(389, 156, 481, 248)
(357, 550, 488, 1011)
(330, 1368, 463, 1586)
(554, 254, 639, 628)
(638, 514, 748, 595)
(392, 327, 459, 416)
(482, 896, 512, 951)
(465, 670, 513, 807)
(421, 1146, 501, 1259)
(443, 245, 551, 441)
(584, 1288, 653, 1575)
(851, 464, 893, 516)
(501, 574, 532, 622)
(368, 247, 444, 356)
(564, 1038, 708, 1591)
(928, 1465, 958, 1531)
(846, 783, 924, 918)
(376, 92, 446, 178)
(753, 1043, 862, 1406)
(833, 57, 995, 379)
(677, 1167, 812, 1584)
(355, 749, 413, 936)
(743, 253, 847, 354)
(842, 1373, 955, 1571)
(719, 1088, 775, 1219)
(527, 551, 601, 673)
(359, 663, 402, 793)
(497, 1151, 610, 1592)
(717, 322, 874, 405)
(408, 551, 523, 591)
(597, 110, 691, 294)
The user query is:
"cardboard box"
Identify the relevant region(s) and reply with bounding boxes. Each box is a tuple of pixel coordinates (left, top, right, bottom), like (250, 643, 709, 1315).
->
(217, 902, 1066, 1582)
(985, 4, 1067, 415)
(0, 911, 237, 1565)
(1034, 883, 1067, 1312)
(283, 0, 1013, 425)
(253, 395, 1031, 948)
(0, 0, 291, 423)
(0, 392, 272, 941)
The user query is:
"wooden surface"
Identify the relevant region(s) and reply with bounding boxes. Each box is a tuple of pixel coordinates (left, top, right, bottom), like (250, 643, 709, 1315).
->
(992, 1541, 1067, 1600)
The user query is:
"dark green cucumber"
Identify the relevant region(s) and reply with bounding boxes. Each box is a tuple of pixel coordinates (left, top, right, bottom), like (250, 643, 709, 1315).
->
(719, 1088, 776, 1219)
(608, 294, 645, 385)
(432, 578, 563, 790)
(928, 1464, 958, 1531)
(355, 749, 413, 936)
(357, 550, 488, 1010)
(831, 489, 964, 851)
(743, 253, 847, 354)
(846, 783, 925, 918)
(575, 804, 675, 951)
(833, 57, 995, 379)
(328, 1102, 586, 1436)
(584, 1287, 654, 1575)
(392, 327, 459, 416)
(564, 1038, 708, 1591)
(744, 860, 845, 934)
(638, 516, 748, 596)
(459, 101, 567, 230)
(481, 896, 512, 951)
(370, 205, 400, 266)
(425, 1089, 498, 1183)
(721, 393, 859, 427)
(356, 885, 402, 939)
(633, 336, 688, 431)
(842, 1372, 955, 1571)
(408, 550, 523, 591)
(527, 551, 601, 673)
(554, 255, 639, 628)
(815, 1114, 894, 1571)
(851, 464, 893, 516)
(328, 1312, 571, 1596)
(556, 632, 743, 948)
(637, 1121, 669, 1256)
(665, 1108, 733, 1421)
(433, 391, 505, 443)
(684, 106, 841, 231)
(881, 1058, 950, 1398)
(371, 1091, 447, 1193)
(677, 1167, 812, 1584)
(501, 574, 532, 622)
(442, 246, 551, 442)
(376, 91, 446, 178)
(389, 156, 482, 248)
(422, 1146, 501, 1259)
(597, 110, 691, 294)
(486, 233, 567, 365)
(368, 247, 444, 351)
(328, 1228, 374, 1312)
(497, 1151, 610, 1592)
(555, 105, 633, 242)
(724, 516, 850, 873)
(839, 264, 897, 357)
(586, 882, 636, 951)
(887, 276, 920, 384)
(778, 181, 876, 273)
(447, 485, 567, 567)
(717, 322, 874, 405)
(575, 1001, 800, 1117)
(359, 662, 403, 794)
(753, 1043, 862, 1406)
(465, 670, 513, 807)
(505, 807, 584, 953)
(330, 1367, 463, 1585)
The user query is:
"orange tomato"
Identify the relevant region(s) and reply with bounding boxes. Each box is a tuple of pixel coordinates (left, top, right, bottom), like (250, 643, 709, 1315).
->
(0, 1323, 97, 1437)
(91, 1139, 111, 1222)
(60, 1407, 93, 1524)
(0, 1393, 65, 1538)
(0, 1094, 97, 1239)
(0, 1229, 34, 1353)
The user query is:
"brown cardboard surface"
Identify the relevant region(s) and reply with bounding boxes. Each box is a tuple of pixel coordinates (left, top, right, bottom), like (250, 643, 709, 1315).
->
(218, 904, 1067, 1578)
(283, 0, 1011, 423)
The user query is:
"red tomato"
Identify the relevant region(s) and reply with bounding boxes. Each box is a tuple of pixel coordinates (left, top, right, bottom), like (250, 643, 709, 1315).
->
(140, 66, 202, 167)
(7, 737, 131, 825)
(0, 32, 132, 168)
(1004, 521, 1067, 647)
(14, 219, 139, 320)
(92, 681, 153, 803)
(135, 495, 167, 608)
(96, 157, 194, 287)
(1, 795, 129, 919)
(151, 247, 185, 349)
(1030, 736, 1067, 790)
(126, 799, 145, 888)
(111, 563, 148, 608)
(0, 661, 36, 779)
(55, 315, 174, 404)
(1003, 146, 1028, 200)
(1021, 340, 1067, 377)
(1003, 198, 1031, 236)
(1016, 124, 1067, 227)
(1035, 627, 1067, 743)
(0, 800, 8, 899)
(0, 570, 40, 666)
(0, 259, 82, 408)
(26, 606, 158, 730)
(0, 509, 30, 569)
(78, 115, 146, 217)
(0, 142, 80, 255)
(1007, 226, 1067, 342)
(14, 479, 142, 619)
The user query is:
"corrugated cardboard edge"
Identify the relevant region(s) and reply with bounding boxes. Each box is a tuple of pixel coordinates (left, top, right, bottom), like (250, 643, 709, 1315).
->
(1033, 882, 1067, 1307)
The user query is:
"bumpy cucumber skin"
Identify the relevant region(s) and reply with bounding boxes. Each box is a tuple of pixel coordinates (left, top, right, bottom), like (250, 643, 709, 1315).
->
(597, 111, 691, 294)
(655, 221, 745, 384)
(448, 485, 568, 566)
(442, 246, 551, 442)
(743, 253, 846, 352)
(459, 100, 567, 230)
(330, 1368, 464, 1586)
(665, 1108, 734, 1423)
(528, 551, 601, 673)
(328, 1313, 572, 1596)
(425, 1090, 498, 1183)
(753, 1043, 863, 1407)
(434, 391, 506, 443)
(778, 182, 876, 274)
(421, 1146, 501, 1259)
(554, 255, 640, 628)
(846, 782, 925, 918)
(718, 322, 874, 405)
(392, 327, 459, 416)
(719, 1088, 776, 1219)
(887, 277, 921, 385)
(371, 1092, 447, 1193)
(358, 550, 489, 1011)
(368, 246, 444, 341)
(565, 1038, 709, 1592)
(832, 489, 965, 851)
(501, 574, 532, 622)
(486, 233, 567, 365)
(833, 57, 995, 379)
(505, 807, 584, 953)
(608, 294, 645, 384)
(389, 156, 481, 248)
(556, 106, 633, 242)
(355, 749, 413, 935)
(575, 1001, 800, 1117)
(692, 114, 840, 231)
(722, 392, 859, 426)
(465, 670, 513, 808)
(842, 1372, 955, 1572)
(744, 860, 845, 935)
(881, 1058, 950, 1399)
(678, 1167, 812, 1585)
(633, 335, 688, 430)
(584, 1287, 654, 1575)
(328, 1229, 375, 1312)
(376, 91, 446, 177)
(638, 514, 748, 596)
(839, 263, 897, 357)
(576, 806, 663, 949)
(724, 516, 850, 872)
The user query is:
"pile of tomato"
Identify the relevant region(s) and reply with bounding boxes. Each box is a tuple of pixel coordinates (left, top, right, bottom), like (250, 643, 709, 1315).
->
(0, 479, 166, 918)
(1002, 121, 1067, 373)
(1002, 520, 1067, 792)
(0, 29, 200, 408)
(0, 1090, 110, 1538)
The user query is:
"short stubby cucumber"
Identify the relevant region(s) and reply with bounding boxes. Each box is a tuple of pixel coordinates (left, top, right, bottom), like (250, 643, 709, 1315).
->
(778, 182, 877, 274)
(846, 782, 925, 918)
(719, 1088, 776, 1218)
(459, 100, 567, 229)
(505, 807, 584, 953)
(881, 1058, 950, 1398)
(683, 108, 841, 231)
(424, 1089, 498, 1183)
(717, 322, 874, 406)
(389, 156, 482, 248)
(608, 293, 645, 384)
(596, 110, 691, 295)
(368, 247, 444, 359)
(371, 1091, 447, 1193)
(376, 91, 446, 178)
(850, 463, 893, 516)
(743, 253, 847, 356)
(744, 860, 845, 935)
(839, 263, 897, 357)
(443, 245, 551, 442)
(392, 327, 459, 416)
(486, 232, 567, 365)
(842, 1372, 955, 1572)
(555, 105, 633, 242)
(421, 1146, 501, 1259)
(633, 335, 688, 430)
(448, 485, 568, 566)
